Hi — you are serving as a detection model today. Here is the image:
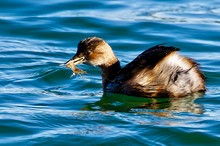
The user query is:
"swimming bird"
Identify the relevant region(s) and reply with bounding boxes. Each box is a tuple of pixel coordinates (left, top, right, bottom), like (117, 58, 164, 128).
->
(66, 37, 206, 98)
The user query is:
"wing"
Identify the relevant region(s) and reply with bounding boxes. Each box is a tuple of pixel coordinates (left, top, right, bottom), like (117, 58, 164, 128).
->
(114, 44, 180, 83)
(106, 44, 180, 97)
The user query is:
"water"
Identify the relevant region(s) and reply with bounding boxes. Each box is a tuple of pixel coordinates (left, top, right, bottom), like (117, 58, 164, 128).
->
(0, 0, 220, 145)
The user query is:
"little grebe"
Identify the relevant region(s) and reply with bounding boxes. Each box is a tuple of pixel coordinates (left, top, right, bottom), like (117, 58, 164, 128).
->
(66, 37, 206, 98)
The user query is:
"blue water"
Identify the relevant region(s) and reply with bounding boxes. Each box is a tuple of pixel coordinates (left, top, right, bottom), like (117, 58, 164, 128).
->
(0, 0, 220, 145)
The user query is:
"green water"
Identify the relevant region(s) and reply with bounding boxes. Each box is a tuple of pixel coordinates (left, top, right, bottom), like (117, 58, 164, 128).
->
(0, 0, 220, 145)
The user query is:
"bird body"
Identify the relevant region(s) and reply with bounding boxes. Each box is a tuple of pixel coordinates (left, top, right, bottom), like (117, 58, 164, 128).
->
(66, 37, 206, 98)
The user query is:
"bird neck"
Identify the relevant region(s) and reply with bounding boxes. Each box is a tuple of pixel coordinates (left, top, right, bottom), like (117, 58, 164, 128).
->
(99, 59, 121, 91)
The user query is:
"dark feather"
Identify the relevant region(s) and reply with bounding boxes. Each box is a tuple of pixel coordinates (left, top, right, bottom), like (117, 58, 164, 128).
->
(113, 45, 180, 83)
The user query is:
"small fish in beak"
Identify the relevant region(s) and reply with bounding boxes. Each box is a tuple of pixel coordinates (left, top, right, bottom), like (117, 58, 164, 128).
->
(65, 55, 86, 77)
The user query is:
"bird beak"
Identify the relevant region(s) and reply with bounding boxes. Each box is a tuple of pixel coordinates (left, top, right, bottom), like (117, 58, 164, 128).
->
(65, 54, 85, 67)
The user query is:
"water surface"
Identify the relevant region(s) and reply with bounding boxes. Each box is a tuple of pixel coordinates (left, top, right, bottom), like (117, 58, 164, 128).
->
(0, 0, 220, 145)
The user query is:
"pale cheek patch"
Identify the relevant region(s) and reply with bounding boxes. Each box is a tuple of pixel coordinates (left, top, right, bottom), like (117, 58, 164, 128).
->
(89, 44, 118, 67)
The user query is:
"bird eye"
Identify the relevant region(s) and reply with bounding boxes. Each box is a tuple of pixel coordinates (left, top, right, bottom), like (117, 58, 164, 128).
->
(88, 49, 93, 54)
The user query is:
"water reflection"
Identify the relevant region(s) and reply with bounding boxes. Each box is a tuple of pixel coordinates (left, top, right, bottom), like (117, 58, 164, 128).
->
(82, 92, 204, 116)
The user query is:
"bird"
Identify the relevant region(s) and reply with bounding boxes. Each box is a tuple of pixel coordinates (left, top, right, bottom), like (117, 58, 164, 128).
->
(65, 37, 206, 98)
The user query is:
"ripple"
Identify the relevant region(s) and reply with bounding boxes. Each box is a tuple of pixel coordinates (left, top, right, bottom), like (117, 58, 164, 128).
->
(0, 0, 220, 145)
